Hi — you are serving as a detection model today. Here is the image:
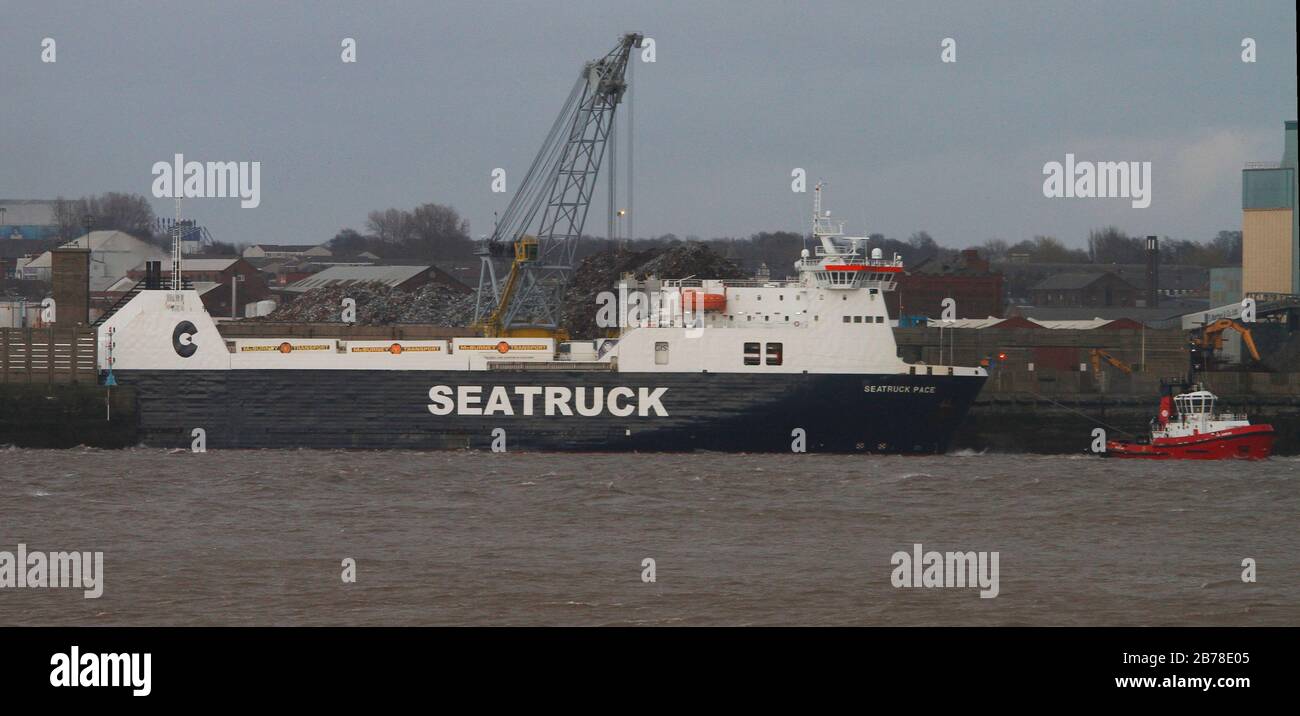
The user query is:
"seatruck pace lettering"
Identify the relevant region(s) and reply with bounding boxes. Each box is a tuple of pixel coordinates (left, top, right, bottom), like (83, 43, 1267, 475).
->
(428, 385, 669, 417)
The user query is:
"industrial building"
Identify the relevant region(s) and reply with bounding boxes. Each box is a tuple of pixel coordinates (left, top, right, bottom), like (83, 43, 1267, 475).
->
(243, 243, 333, 260)
(284, 264, 468, 295)
(21, 231, 167, 291)
(887, 249, 1005, 318)
(1242, 120, 1298, 297)
(1210, 267, 1244, 306)
(0, 199, 63, 241)
(117, 257, 271, 318)
(1028, 271, 1140, 309)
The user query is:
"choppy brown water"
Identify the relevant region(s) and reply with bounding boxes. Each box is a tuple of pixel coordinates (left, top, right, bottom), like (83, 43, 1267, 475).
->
(1, 448, 1297, 626)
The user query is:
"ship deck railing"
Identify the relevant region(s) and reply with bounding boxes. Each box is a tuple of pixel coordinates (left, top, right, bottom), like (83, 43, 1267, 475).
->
(661, 278, 797, 289)
(486, 360, 616, 372)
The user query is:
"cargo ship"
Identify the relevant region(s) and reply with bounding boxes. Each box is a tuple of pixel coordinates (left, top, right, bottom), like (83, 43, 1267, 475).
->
(97, 191, 988, 453)
(1104, 382, 1276, 460)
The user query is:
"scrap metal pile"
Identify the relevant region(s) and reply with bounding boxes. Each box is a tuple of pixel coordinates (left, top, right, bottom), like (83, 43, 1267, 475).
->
(261, 243, 744, 333)
(258, 282, 478, 325)
(561, 242, 746, 338)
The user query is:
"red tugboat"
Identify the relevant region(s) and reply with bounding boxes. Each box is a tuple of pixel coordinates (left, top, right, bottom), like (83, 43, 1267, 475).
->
(1105, 381, 1276, 460)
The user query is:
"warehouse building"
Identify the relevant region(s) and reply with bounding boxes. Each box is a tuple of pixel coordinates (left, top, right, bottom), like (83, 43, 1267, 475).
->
(1242, 120, 1298, 297)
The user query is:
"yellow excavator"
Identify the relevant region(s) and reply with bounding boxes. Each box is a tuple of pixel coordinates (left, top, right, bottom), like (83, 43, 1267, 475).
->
(1195, 318, 1262, 363)
(1090, 348, 1134, 375)
(475, 236, 558, 339)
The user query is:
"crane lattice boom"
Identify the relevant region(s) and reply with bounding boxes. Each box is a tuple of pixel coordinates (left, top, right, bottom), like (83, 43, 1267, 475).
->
(475, 33, 642, 336)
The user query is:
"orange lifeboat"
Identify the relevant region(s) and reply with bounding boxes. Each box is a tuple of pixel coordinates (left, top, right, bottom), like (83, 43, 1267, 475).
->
(681, 289, 726, 312)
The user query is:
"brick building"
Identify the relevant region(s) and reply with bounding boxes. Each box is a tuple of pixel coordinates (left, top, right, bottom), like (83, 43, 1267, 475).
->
(1028, 271, 1140, 308)
(121, 257, 271, 317)
(887, 249, 1004, 319)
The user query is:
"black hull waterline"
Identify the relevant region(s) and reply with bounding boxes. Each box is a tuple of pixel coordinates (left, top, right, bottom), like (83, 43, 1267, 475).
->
(111, 370, 986, 453)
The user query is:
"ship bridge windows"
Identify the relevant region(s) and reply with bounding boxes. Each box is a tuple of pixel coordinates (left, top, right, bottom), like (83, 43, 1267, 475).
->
(744, 342, 784, 366)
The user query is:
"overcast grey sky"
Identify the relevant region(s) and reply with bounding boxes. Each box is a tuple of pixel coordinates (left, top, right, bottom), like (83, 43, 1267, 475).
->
(2, 1, 1295, 250)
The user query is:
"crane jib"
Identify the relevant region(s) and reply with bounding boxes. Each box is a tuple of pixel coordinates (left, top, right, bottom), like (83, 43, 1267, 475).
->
(474, 34, 642, 336)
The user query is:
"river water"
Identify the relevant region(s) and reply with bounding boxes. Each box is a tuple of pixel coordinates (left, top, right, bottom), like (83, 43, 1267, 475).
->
(1, 448, 1296, 626)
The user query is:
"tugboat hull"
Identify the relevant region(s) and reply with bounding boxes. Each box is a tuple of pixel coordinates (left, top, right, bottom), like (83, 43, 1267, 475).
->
(1104, 424, 1276, 460)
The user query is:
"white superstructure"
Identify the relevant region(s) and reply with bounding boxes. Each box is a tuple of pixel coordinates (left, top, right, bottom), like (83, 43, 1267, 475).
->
(1153, 390, 1252, 439)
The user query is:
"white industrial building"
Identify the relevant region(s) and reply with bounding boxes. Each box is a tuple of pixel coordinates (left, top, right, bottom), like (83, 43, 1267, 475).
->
(21, 231, 167, 291)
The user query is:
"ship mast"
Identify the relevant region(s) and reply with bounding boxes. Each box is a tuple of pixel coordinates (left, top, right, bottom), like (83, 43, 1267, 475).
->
(171, 198, 183, 291)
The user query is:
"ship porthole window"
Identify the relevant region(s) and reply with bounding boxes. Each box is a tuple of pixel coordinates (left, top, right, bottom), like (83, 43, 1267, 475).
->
(743, 342, 761, 366)
(843, 316, 851, 323)
(853, 316, 863, 323)
(765, 342, 783, 366)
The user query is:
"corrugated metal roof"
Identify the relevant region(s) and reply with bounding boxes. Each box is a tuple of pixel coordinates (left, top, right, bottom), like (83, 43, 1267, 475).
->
(927, 317, 1146, 330)
(1028, 319, 1117, 330)
(22, 231, 151, 268)
(286, 264, 430, 292)
(1029, 272, 1112, 291)
(930, 317, 1006, 329)
(250, 244, 323, 252)
(178, 258, 239, 272)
